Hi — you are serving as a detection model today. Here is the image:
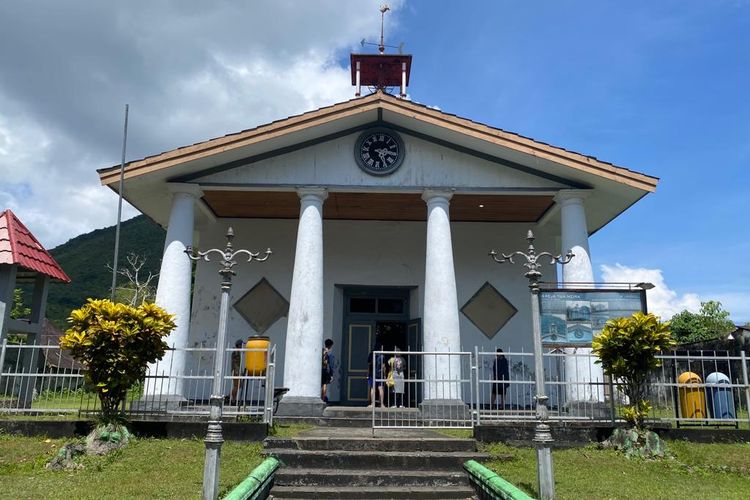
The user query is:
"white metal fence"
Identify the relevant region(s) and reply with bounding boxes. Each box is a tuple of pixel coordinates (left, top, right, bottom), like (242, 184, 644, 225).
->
(3, 341, 748, 430)
(0, 340, 277, 424)
(371, 348, 750, 429)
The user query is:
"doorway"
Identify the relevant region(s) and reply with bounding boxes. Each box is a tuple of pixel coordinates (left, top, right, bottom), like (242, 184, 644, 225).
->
(340, 286, 420, 406)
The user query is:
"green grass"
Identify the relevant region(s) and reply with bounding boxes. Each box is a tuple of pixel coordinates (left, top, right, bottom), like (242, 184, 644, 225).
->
(482, 441, 750, 500)
(0, 433, 263, 499)
(434, 428, 474, 439)
(268, 422, 314, 438)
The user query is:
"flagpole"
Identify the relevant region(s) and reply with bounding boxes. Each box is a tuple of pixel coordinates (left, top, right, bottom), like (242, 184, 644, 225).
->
(110, 104, 129, 301)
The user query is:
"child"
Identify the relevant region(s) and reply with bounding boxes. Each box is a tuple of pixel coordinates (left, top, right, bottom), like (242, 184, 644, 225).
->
(321, 338, 335, 403)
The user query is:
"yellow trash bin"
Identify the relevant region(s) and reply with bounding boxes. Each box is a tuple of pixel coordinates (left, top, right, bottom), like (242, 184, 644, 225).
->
(677, 371, 707, 419)
(245, 336, 270, 376)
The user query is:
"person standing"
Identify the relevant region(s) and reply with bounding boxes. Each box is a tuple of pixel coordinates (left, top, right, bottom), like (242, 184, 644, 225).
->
(230, 339, 244, 405)
(367, 346, 386, 408)
(321, 338, 335, 403)
(388, 347, 406, 408)
(491, 348, 510, 409)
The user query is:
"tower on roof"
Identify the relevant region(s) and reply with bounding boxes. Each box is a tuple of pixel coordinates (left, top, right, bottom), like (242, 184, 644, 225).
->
(351, 4, 412, 98)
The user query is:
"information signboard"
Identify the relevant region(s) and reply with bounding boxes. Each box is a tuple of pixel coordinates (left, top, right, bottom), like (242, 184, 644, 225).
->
(539, 289, 647, 347)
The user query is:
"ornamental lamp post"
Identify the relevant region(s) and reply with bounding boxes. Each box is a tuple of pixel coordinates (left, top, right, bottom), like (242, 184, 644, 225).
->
(489, 230, 573, 500)
(186, 227, 271, 500)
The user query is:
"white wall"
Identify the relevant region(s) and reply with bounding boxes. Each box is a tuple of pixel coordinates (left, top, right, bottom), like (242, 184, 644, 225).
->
(196, 132, 566, 191)
(188, 217, 558, 403)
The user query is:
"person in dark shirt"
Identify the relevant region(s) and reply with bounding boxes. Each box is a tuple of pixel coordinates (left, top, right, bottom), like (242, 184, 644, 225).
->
(367, 347, 386, 408)
(491, 348, 510, 409)
(321, 338, 335, 403)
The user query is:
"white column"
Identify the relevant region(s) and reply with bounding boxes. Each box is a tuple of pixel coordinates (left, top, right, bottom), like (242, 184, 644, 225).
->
(556, 190, 604, 404)
(146, 183, 201, 397)
(422, 190, 462, 401)
(282, 188, 328, 406)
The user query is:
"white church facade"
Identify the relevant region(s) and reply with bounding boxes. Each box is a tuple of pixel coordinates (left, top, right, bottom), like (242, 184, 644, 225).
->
(98, 90, 658, 415)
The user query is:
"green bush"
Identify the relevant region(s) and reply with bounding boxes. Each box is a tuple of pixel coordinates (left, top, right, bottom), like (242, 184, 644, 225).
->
(60, 299, 175, 424)
(592, 312, 675, 429)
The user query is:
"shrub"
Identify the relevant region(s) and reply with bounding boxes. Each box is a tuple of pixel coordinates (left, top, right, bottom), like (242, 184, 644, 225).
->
(592, 312, 675, 429)
(60, 299, 175, 424)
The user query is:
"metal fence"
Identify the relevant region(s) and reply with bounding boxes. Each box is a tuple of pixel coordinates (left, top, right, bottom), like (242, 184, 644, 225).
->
(0, 340, 277, 423)
(371, 350, 476, 429)
(371, 348, 750, 429)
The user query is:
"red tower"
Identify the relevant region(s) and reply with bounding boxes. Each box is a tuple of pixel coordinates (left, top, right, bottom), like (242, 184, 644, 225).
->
(350, 4, 412, 97)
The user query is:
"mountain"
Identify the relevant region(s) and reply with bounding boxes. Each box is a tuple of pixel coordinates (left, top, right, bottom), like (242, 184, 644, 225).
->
(45, 215, 166, 328)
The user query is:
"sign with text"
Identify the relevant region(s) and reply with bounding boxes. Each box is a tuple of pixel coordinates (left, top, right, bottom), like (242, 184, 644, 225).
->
(539, 289, 647, 347)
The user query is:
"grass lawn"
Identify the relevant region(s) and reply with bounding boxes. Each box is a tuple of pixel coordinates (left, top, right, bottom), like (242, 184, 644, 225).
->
(482, 440, 750, 500)
(0, 433, 263, 500)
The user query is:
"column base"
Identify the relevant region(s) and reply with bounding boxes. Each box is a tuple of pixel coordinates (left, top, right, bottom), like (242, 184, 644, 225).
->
(130, 395, 187, 413)
(420, 398, 471, 421)
(565, 400, 611, 420)
(275, 395, 326, 417)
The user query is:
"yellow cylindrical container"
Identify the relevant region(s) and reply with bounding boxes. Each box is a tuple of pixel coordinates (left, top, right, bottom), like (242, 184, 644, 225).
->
(245, 336, 270, 376)
(677, 371, 707, 419)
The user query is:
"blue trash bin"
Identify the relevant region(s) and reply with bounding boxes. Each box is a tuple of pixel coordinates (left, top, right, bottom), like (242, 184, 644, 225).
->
(705, 372, 736, 419)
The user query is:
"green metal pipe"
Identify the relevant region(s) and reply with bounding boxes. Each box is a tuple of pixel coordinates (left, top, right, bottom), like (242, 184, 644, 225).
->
(464, 460, 535, 500)
(222, 457, 280, 500)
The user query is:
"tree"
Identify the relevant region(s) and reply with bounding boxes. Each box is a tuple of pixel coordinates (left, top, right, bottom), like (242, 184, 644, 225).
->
(592, 312, 675, 429)
(670, 300, 735, 344)
(59, 299, 175, 424)
(107, 253, 159, 306)
(11, 288, 31, 319)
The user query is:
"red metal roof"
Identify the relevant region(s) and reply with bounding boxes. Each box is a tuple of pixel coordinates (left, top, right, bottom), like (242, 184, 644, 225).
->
(0, 209, 71, 283)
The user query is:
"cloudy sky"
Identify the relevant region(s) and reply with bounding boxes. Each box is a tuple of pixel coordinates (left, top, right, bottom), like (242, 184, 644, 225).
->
(1, 1, 748, 323)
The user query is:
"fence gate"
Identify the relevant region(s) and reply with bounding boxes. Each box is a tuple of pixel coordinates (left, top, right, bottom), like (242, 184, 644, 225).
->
(371, 350, 477, 429)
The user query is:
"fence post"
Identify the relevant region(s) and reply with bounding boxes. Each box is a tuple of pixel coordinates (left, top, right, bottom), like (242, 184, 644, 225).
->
(474, 346, 480, 426)
(0, 338, 6, 379)
(741, 351, 750, 427)
(608, 376, 616, 425)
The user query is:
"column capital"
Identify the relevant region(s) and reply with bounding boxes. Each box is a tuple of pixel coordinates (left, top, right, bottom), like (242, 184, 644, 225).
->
(166, 182, 203, 199)
(554, 189, 591, 206)
(296, 187, 328, 202)
(422, 189, 454, 205)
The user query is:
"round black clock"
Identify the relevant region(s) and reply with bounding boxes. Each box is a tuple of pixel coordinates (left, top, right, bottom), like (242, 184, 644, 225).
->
(354, 128, 405, 176)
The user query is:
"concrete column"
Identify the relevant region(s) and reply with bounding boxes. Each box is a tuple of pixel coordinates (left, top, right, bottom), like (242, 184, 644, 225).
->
(277, 187, 328, 416)
(145, 183, 202, 399)
(556, 190, 604, 405)
(0, 265, 16, 341)
(421, 190, 463, 404)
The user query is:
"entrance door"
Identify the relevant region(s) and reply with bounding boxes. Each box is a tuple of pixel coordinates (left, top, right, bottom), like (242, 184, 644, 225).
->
(340, 287, 415, 405)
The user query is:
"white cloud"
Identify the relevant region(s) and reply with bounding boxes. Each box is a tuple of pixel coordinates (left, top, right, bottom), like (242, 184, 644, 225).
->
(0, 1, 403, 249)
(600, 263, 701, 320)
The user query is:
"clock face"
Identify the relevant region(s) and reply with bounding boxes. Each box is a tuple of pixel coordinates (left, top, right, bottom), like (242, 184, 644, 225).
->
(354, 128, 405, 176)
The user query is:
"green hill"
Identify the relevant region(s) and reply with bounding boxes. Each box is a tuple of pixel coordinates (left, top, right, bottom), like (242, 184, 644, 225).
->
(46, 215, 166, 328)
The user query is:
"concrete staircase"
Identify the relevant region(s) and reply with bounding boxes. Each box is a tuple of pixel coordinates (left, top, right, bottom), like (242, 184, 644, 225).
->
(264, 427, 487, 499)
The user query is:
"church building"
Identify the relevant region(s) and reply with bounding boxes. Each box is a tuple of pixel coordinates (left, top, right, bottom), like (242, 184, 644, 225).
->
(98, 45, 658, 416)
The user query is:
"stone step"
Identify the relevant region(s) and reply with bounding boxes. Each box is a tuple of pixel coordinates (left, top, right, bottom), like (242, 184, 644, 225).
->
(266, 449, 489, 470)
(265, 437, 477, 452)
(323, 406, 421, 419)
(269, 485, 477, 499)
(274, 467, 470, 488)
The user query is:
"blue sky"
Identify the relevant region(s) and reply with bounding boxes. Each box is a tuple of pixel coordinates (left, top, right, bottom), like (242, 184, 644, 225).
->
(387, 1, 749, 322)
(0, 1, 747, 322)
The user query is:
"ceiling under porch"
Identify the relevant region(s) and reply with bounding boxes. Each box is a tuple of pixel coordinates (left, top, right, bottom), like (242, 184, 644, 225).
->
(201, 190, 555, 223)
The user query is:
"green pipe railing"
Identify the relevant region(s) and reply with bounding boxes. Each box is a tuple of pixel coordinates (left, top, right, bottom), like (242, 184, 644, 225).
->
(223, 457, 280, 500)
(464, 459, 535, 500)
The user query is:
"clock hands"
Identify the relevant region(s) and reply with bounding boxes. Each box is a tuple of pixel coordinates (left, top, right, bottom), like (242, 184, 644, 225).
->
(374, 147, 397, 164)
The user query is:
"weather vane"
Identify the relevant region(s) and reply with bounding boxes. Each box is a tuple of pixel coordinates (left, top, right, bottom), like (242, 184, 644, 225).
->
(360, 4, 404, 54)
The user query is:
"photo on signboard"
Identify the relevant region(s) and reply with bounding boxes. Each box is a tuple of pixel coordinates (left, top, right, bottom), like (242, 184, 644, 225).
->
(541, 314, 567, 343)
(567, 322, 593, 342)
(566, 301, 591, 322)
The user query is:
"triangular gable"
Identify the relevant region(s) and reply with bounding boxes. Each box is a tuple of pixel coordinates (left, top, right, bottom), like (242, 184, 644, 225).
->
(98, 92, 658, 193)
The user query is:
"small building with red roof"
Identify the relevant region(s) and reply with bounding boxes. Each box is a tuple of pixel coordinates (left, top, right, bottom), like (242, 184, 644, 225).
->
(0, 209, 70, 342)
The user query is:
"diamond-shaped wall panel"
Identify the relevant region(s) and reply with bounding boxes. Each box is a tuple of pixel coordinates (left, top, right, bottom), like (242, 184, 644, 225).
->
(233, 278, 289, 334)
(461, 282, 517, 339)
